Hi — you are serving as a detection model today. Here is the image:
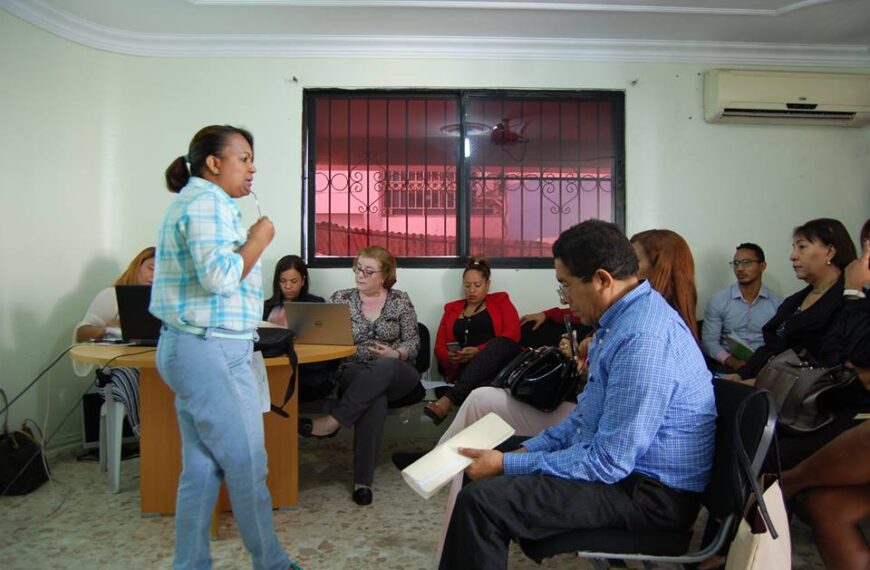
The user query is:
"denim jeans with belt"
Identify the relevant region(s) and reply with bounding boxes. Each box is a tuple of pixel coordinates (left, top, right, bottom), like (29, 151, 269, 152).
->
(156, 325, 292, 570)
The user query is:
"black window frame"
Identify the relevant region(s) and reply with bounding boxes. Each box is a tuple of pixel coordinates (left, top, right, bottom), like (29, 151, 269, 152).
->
(302, 88, 625, 269)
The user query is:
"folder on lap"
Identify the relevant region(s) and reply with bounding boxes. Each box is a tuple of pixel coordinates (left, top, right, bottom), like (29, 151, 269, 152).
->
(401, 413, 515, 499)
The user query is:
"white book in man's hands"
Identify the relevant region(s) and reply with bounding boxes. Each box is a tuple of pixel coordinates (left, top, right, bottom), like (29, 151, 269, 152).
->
(401, 412, 515, 499)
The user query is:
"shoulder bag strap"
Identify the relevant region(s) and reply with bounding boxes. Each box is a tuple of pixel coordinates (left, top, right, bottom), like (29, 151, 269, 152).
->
(270, 336, 299, 418)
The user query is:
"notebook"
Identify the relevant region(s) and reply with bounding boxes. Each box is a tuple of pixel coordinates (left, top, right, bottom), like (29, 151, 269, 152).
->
(401, 413, 515, 499)
(283, 302, 354, 346)
(115, 285, 162, 346)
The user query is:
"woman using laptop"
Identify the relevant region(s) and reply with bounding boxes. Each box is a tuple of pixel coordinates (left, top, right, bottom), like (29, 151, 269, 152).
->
(263, 254, 325, 326)
(73, 246, 155, 437)
(263, 254, 334, 401)
(150, 125, 302, 570)
(299, 245, 424, 506)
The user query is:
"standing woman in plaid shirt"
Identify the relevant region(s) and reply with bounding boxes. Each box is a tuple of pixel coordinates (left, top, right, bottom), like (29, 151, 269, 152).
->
(150, 125, 302, 570)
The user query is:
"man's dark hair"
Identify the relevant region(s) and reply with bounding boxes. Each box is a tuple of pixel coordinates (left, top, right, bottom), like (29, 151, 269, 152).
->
(793, 218, 857, 271)
(735, 242, 765, 263)
(552, 220, 638, 281)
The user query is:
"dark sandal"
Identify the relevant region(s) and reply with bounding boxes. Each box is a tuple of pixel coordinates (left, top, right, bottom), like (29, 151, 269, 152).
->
(423, 401, 450, 425)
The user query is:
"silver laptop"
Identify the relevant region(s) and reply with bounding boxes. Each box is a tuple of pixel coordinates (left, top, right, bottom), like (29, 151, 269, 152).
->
(283, 302, 355, 346)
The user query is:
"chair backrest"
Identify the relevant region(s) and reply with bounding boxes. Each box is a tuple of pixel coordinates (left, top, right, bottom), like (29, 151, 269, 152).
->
(415, 322, 431, 374)
(703, 381, 777, 520)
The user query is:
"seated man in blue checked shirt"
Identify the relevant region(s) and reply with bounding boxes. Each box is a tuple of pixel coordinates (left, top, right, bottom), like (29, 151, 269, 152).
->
(439, 219, 717, 570)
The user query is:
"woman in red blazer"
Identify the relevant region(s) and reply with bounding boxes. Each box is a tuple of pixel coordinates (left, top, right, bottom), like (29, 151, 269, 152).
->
(426, 256, 522, 424)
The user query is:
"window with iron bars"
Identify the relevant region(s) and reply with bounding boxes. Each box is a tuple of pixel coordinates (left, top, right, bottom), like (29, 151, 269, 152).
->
(304, 90, 624, 268)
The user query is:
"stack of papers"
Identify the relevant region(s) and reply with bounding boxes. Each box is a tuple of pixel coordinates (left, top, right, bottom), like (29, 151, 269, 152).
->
(401, 413, 515, 499)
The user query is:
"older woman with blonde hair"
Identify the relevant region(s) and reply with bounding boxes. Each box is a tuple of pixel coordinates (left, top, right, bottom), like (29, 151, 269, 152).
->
(300, 245, 424, 506)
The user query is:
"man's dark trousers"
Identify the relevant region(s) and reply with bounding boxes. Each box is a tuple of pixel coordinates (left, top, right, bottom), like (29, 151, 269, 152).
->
(439, 472, 700, 570)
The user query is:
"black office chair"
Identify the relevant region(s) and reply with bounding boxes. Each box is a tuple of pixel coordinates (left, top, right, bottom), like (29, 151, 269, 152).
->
(388, 322, 430, 408)
(519, 381, 778, 568)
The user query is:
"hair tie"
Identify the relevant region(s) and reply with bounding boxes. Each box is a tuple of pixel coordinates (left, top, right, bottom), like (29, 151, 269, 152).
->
(472, 260, 481, 266)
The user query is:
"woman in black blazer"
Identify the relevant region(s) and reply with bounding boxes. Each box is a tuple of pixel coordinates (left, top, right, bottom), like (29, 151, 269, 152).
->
(724, 218, 858, 471)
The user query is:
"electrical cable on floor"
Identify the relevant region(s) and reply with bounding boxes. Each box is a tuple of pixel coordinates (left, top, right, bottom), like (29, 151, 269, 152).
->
(2, 348, 155, 498)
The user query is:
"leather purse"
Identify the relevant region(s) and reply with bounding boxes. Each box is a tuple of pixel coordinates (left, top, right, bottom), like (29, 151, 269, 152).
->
(754, 349, 855, 434)
(493, 346, 583, 412)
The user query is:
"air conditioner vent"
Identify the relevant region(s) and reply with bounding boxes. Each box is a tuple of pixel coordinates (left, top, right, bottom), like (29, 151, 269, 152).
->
(722, 108, 856, 121)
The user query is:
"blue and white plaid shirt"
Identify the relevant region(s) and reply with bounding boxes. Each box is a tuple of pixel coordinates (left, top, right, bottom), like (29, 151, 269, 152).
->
(504, 280, 716, 493)
(150, 177, 262, 332)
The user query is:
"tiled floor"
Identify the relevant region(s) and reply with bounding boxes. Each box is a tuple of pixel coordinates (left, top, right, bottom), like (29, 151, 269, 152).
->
(1, 436, 824, 569)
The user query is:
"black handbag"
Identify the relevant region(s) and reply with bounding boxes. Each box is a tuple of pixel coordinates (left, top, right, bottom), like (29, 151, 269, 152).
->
(493, 346, 583, 412)
(0, 390, 50, 495)
(254, 328, 298, 418)
(755, 349, 856, 434)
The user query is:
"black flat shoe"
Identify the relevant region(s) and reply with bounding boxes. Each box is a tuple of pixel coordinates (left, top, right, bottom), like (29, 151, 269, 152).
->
(352, 487, 373, 506)
(391, 451, 426, 471)
(298, 417, 340, 439)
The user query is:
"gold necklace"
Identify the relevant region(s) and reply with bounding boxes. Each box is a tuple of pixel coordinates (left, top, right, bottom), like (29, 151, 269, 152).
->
(463, 302, 484, 318)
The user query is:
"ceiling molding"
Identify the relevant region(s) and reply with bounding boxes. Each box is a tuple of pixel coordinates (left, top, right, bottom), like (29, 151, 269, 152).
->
(3, 0, 868, 67)
(186, 0, 843, 17)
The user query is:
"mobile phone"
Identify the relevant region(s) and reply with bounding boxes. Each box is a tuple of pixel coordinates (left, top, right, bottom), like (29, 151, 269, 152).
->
(446, 341, 461, 353)
(563, 316, 576, 361)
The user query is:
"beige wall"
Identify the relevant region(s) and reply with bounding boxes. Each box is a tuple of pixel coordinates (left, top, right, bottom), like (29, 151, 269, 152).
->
(2, 11, 869, 448)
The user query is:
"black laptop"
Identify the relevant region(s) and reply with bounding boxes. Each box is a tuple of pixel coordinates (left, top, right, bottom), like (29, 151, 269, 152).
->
(115, 285, 162, 346)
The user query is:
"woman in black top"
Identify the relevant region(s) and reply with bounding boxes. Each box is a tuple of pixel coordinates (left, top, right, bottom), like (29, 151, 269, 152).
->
(263, 254, 333, 401)
(724, 218, 858, 471)
(731, 218, 857, 381)
(263, 254, 325, 325)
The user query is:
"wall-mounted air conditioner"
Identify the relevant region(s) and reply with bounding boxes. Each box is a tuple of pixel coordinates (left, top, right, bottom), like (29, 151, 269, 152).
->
(704, 70, 870, 127)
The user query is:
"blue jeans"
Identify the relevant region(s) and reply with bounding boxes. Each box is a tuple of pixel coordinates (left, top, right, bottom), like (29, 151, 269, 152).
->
(156, 326, 292, 570)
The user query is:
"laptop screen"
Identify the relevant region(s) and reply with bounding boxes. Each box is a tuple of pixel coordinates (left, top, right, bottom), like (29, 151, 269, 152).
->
(115, 285, 162, 345)
(283, 302, 354, 346)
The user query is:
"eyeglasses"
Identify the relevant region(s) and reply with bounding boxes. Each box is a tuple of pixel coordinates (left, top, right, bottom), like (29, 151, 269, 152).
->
(352, 265, 381, 278)
(556, 281, 577, 303)
(728, 259, 760, 268)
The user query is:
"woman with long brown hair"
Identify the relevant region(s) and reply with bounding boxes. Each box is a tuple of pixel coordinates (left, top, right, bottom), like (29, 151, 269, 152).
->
(630, 229, 699, 340)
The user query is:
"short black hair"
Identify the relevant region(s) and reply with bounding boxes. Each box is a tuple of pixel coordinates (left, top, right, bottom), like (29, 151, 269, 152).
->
(793, 218, 857, 271)
(552, 220, 638, 281)
(735, 242, 765, 263)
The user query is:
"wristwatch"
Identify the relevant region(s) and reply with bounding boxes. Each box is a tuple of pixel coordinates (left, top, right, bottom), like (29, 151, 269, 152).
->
(843, 288, 867, 299)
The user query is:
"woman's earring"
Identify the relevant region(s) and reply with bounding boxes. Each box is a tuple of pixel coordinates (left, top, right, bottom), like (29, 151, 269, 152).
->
(826, 259, 832, 265)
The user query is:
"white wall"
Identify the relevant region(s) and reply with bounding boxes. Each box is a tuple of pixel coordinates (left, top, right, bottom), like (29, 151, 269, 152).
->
(2, 11, 869, 448)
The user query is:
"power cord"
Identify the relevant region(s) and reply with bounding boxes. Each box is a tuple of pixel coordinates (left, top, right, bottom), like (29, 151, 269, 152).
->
(0, 345, 75, 416)
(1, 347, 155, 497)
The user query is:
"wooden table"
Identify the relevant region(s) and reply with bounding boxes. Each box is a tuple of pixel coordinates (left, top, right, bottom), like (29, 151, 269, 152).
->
(70, 343, 355, 515)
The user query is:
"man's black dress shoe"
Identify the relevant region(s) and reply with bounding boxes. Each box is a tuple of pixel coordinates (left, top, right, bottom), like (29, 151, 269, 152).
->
(298, 417, 340, 439)
(352, 487, 373, 506)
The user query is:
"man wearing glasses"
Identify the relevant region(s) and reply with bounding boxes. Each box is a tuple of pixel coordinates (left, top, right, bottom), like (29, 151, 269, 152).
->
(439, 220, 716, 570)
(701, 243, 783, 372)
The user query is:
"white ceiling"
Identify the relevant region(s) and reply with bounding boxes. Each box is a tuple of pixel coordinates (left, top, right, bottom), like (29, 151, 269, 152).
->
(2, 0, 869, 66)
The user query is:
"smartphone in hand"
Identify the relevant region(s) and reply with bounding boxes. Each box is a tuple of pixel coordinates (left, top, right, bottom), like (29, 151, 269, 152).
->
(446, 341, 461, 353)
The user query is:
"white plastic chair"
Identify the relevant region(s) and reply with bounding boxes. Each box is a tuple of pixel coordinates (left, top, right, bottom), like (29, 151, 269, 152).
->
(98, 386, 125, 493)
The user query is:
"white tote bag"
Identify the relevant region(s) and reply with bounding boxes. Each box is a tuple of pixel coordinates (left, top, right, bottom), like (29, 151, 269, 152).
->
(725, 476, 791, 570)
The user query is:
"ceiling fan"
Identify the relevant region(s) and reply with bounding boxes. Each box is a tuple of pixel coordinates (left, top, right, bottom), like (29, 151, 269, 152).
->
(489, 117, 528, 146)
